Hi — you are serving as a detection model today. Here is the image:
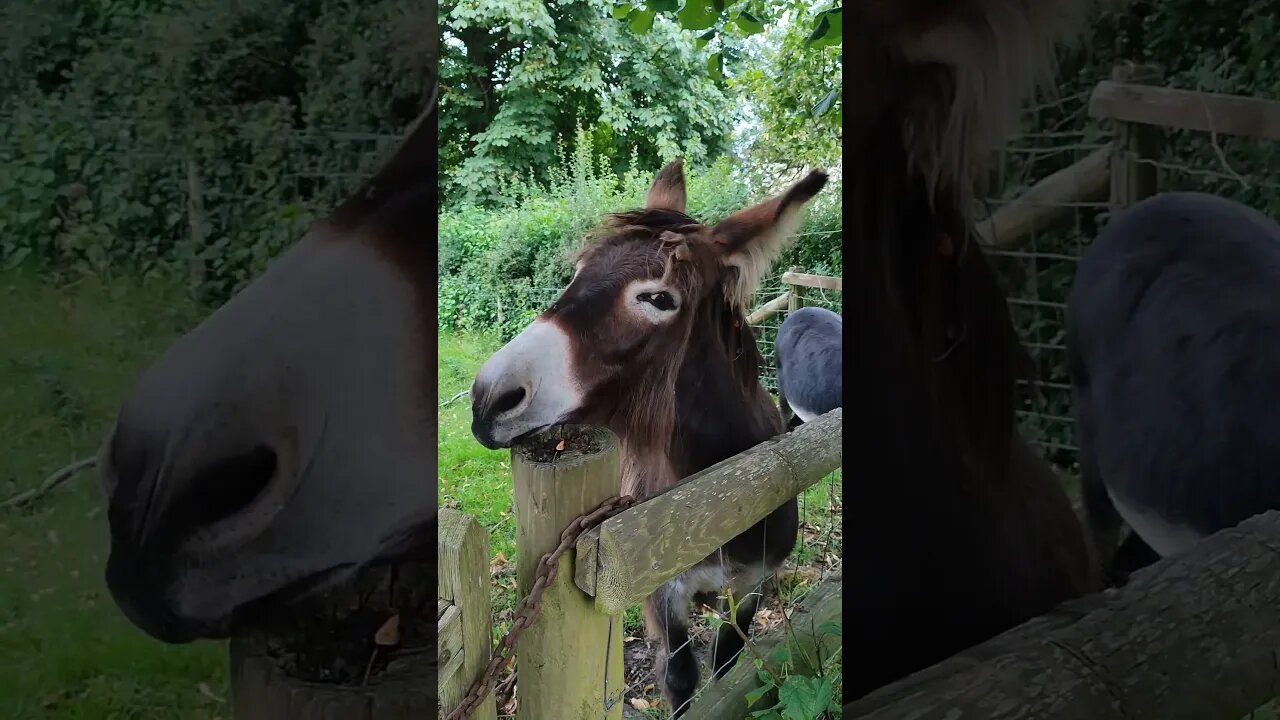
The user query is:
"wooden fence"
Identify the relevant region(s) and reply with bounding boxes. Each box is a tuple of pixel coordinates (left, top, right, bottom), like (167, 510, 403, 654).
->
(437, 410, 843, 719)
(439, 509, 498, 719)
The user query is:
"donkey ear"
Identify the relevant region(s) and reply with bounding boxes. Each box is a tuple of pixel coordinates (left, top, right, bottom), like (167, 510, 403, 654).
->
(646, 159, 687, 213)
(711, 170, 828, 308)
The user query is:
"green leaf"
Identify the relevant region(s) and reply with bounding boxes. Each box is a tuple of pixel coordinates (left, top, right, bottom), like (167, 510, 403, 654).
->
(745, 683, 772, 707)
(817, 620, 842, 637)
(706, 52, 723, 81)
(811, 89, 839, 119)
(735, 10, 764, 34)
(777, 676, 833, 720)
(611, 3, 633, 19)
(629, 8, 657, 33)
(677, 0, 719, 31)
(821, 8, 842, 41)
(648, 0, 678, 11)
(805, 16, 830, 47)
(694, 28, 717, 49)
(806, 8, 842, 48)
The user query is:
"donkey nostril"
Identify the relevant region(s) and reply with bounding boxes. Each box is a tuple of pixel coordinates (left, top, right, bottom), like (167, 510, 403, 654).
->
(182, 446, 277, 527)
(492, 387, 527, 416)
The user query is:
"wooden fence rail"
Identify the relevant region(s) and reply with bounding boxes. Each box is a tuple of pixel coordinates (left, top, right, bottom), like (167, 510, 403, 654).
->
(844, 510, 1280, 720)
(747, 267, 843, 326)
(685, 571, 843, 719)
(573, 409, 842, 614)
(1090, 79, 1280, 141)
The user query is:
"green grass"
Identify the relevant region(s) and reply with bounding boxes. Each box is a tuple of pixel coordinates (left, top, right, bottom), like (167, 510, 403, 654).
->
(0, 268, 227, 720)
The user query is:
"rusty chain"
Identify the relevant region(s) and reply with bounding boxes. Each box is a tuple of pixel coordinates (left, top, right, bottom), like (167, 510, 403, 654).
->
(443, 493, 639, 720)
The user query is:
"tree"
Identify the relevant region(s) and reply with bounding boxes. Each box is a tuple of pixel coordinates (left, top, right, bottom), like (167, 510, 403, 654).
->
(439, 0, 738, 205)
(611, 0, 841, 182)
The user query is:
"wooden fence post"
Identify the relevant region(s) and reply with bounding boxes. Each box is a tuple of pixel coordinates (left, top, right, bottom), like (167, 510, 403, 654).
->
(512, 426, 624, 720)
(438, 508, 497, 720)
(1108, 63, 1163, 214)
(786, 266, 805, 313)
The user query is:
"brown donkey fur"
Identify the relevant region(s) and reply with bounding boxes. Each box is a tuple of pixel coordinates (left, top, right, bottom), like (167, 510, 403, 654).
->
(843, 0, 1114, 707)
(470, 162, 827, 715)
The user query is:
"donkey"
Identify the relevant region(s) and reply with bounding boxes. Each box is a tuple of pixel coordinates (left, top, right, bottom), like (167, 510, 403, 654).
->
(96, 104, 437, 644)
(843, 0, 1106, 708)
(470, 160, 827, 716)
(775, 306, 841, 430)
(1068, 191, 1280, 581)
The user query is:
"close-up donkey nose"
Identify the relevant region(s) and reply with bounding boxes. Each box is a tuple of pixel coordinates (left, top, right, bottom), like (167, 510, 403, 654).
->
(103, 410, 281, 553)
(470, 371, 530, 449)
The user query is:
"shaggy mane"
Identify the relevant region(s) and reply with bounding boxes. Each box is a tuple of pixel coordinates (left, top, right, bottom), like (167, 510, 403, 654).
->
(853, 0, 1112, 215)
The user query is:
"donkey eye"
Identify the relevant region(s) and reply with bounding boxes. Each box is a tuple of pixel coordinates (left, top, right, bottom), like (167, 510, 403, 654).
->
(638, 291, 677, 311)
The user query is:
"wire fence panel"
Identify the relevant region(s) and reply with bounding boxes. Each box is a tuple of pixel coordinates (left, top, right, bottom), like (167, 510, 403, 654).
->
(986, 84, 1280, 473)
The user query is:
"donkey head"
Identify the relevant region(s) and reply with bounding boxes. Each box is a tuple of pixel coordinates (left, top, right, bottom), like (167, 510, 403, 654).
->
(470, 161, 827, 460)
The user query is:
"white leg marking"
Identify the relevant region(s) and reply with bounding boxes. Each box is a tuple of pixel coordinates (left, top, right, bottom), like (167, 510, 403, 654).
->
(1108, 487, 1206, 557)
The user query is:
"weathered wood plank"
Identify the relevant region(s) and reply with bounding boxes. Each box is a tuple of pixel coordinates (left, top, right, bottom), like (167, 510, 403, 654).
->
(746, 291, 791, 324)
(1107, 64, 1163, 214)
(438, 509, 496, 720)
(437, 605, 464, 691)
(977, 145, 1110, 249)
(684, 573, 842, 719)
(781, 271, 842, 292)
(575, 409, 842, 614)
(513, 426, 625, 720)
(1089, 80, 1280, 141)
(844, 510, 1280, 720)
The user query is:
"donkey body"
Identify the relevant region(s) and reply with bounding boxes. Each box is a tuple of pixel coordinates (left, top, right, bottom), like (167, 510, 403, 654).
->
(471, 162, 826, 716)
(844, 0, 1104, 707)
(1069, 191, 1280, 580)
(776, 306, 842, 429)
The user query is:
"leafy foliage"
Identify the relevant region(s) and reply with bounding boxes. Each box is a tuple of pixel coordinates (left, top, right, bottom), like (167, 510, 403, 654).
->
(438, 127, 841, 339)
(439, 0, 737, 205)
(741, 618, 841, 719)
(0, 0, 428, 304)
(611, 0, 841, 183)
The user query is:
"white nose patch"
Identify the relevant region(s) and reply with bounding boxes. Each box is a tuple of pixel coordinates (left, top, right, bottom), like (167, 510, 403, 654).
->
(474, 319, 583, 446)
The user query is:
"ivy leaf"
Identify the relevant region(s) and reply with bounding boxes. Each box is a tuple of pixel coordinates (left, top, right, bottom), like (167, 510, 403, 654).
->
(677, 0, 720, 31)
(706, 52, 723, 81)
(648, 0, 678, 11)
(735, 10, 764, 35)
(811, 88, 839, 119)
(629, 8, 657, 33)
(611, 3, 633, 20)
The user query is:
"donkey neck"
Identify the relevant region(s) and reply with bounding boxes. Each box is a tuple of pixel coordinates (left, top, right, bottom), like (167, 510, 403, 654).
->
(616, 297, 778, 499)
(851, 118, 1026, 492)
(669, 300, 780, 480)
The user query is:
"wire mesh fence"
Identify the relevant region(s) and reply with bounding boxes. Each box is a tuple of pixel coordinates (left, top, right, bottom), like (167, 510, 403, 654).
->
(985, 82, 1280, 473)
